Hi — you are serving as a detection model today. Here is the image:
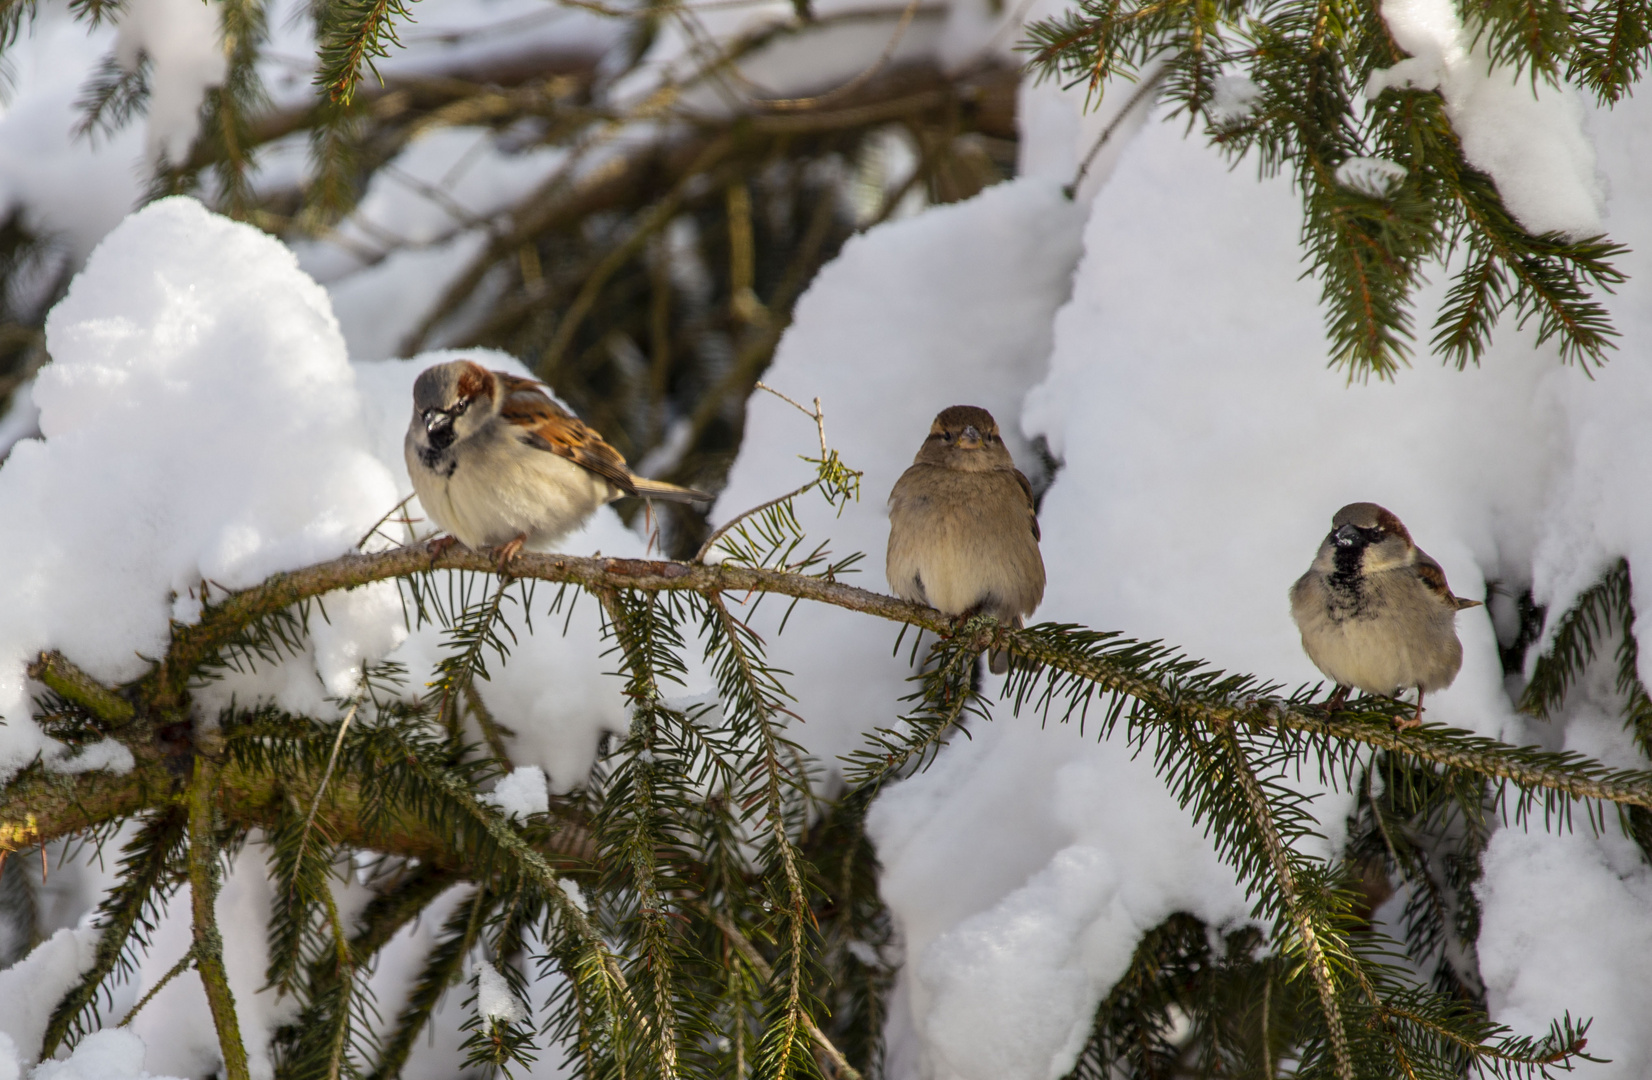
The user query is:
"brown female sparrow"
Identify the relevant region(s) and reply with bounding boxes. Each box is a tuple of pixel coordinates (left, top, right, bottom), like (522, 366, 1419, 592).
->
(887, 405, 1045, 674)
(1289, 502, 1481, 727)
(405, 360, 710, 559)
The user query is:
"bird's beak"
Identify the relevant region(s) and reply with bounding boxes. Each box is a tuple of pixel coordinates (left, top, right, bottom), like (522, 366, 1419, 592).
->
(424, 408, 453, 435)
(1333, 524, 1361, 547)
(958, 425, 982, 449)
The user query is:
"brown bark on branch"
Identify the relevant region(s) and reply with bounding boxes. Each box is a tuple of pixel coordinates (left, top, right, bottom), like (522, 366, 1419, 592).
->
(212, 547, 1652, 811)
(8, 542, 1652, 869)
(0, 717, 594, 870)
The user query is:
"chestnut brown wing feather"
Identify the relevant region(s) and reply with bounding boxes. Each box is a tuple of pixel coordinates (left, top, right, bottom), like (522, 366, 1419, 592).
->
(495, 373, 637, 496)
(1415, 550, 1482, 610)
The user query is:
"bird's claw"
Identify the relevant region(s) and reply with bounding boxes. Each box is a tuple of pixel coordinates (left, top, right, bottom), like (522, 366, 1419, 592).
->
(494, 535, 526, 571)
(1394, 695, 1425, 730)
(426, 535, 459, 560)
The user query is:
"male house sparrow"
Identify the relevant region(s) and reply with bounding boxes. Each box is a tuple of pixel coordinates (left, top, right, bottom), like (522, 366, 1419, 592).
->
(887, 405, 1045, 674)
(1289, 502, 1481, 726)
(405, 360, 710, 559)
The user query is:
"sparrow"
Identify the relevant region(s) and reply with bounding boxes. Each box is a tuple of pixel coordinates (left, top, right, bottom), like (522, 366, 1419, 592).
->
(887, 405, 1045, 674)
(405, 360, 711, 560)
(1289, 502, 1481, 727)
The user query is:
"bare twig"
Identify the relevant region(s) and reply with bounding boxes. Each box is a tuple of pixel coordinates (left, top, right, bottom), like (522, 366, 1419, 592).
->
(291, 701, 360, 896)
(1065, 65, 1168, 198)
(693, 384, 828, 563)
(29, 651, 136, 725)
(754, 382, 828, 456)
(743, 0, 926, 111)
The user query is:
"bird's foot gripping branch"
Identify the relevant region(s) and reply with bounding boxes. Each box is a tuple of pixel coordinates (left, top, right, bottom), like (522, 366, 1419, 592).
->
(2, 531, 1639, 1078)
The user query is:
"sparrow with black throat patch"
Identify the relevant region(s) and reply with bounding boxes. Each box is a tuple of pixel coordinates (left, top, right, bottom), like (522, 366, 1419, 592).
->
(886, 405, 1045, 675)
(405, 360, 711, 563)
(1289, 502, 1482, 728)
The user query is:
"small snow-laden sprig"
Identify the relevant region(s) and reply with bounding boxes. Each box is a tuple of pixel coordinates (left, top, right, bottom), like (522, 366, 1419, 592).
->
(1021, 0, 1630, 380)
(460, 959, 539, 1076)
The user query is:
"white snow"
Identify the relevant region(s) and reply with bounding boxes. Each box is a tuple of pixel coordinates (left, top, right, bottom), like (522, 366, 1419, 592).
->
(0, 196, 399, 776)
(44, 738, 134, 775)
(558, 877, 588, 914)
(1335, 155, 1407, 197)
(1475, 691, 1652, 1078)
(481, 765, 551, 819)
(1367, 0, 1602, 237)
(1209, 74, 1262, 124)
(868, 722, 1250, 1080)
(0, 925, 98, 1067)
(475, 960, 528, 1024)
(28, 1030, 187, 1080)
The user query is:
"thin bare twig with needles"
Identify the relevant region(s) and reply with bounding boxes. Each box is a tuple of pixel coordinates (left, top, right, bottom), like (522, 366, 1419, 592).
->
(291, 702, 360, 897)
(694, 384, 829, 563)
(1066, 65, 1169, 198)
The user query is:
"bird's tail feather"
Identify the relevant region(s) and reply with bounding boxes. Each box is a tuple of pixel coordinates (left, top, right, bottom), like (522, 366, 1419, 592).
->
(629, 477, 714, 504)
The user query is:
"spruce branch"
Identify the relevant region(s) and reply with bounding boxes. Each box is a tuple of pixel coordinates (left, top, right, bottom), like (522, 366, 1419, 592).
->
(1214, 725, 1354, 1080)
(93, 546, 1652, 814)
(704, 591, 816, 1080)
(12, 539, 1652, 1079)
(314, 0, 415, 104)
(590, 586, 688, 1076)
(1023, 0, 1632, 377)
(186, 753, 252, 1080)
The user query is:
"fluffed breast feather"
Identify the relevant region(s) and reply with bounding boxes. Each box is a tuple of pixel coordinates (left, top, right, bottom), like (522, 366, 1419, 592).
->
(1289, 556, 1468, 695)
(886, 463, 1045, 621)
